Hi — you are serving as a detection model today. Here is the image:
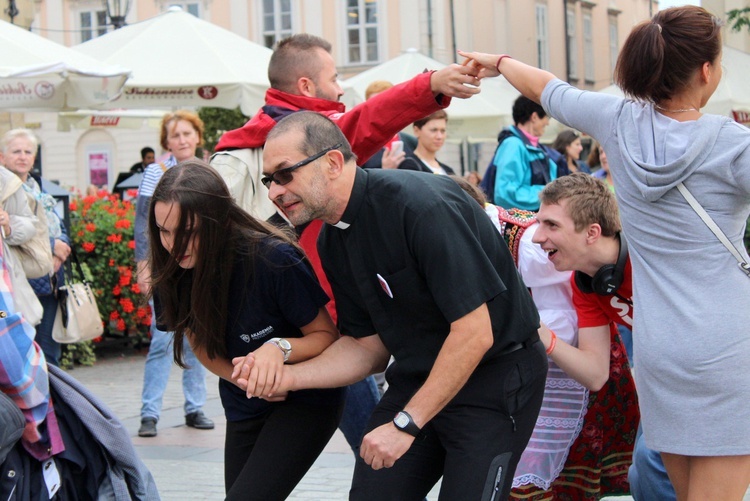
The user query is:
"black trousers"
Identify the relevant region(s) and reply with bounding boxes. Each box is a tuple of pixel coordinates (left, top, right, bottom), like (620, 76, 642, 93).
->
(349, 341, 547, 501)
(224, 398, 343, 501)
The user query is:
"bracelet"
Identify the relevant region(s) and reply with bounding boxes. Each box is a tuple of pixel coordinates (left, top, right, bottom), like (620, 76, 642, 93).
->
(496, 54, 513, 73)
(546, 330, 558, 355)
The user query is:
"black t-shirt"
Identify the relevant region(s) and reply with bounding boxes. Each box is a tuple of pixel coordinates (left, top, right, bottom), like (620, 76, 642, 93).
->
(319, 168, 539, 388)
(197, 239, 341, 421)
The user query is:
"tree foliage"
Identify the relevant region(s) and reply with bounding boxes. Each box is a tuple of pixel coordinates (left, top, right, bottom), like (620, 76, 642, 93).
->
(198, 107, 250, 153)
(727, 8, 750, 33)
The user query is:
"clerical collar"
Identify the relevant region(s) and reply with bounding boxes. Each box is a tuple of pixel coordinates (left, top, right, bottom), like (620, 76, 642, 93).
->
(332, 220, 350, 229)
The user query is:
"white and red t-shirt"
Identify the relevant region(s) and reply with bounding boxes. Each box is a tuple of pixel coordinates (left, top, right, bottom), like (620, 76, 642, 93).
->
(572, 258, 633, 329)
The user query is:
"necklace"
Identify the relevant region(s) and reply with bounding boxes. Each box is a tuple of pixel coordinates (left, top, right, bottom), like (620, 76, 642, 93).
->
(654, 103, 699, 113)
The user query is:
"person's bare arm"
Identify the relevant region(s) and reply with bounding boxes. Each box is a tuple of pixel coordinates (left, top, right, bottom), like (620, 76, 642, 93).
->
(458, 50, 556, 104)
(360, 303, 493, 470)
(539, 322, 611, 391)
(243, 307, 339, 397)
(233, 334, 390, 397)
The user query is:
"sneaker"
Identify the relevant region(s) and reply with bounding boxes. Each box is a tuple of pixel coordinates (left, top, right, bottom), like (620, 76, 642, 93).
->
(138, 418, 157, 437)
(185, 411, 214, 430)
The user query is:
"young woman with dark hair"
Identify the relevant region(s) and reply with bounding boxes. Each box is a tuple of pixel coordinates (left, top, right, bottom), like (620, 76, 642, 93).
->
(148, 161, 343, 500)
(552, 129, 590, 174)
(461, 5, 750, 500)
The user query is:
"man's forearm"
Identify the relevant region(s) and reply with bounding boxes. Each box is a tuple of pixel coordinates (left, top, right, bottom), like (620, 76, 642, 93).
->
(289, 335, 388, 390)
(400, 305, 493, 429)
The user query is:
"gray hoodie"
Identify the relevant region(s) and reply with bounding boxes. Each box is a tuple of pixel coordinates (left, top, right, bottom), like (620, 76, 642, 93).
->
(542, 78, 750, 456)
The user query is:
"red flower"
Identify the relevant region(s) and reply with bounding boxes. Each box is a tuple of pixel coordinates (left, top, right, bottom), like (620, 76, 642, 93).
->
(131, 283, 141, 294)
(83, 195, 97, 206)
(109, 259, 115, 267)
(116, 319, 126, 331)
(69, 201, 78, 211)
(127, 240, 136, 250)
(114, 219, 131, 229)
(77, 230, 85, 237)
(136, 307, 148, 319)
(119, 271, 131, 287)
(85, 223, 96, 232)
(110, 311, 120, 321)
(106, 233, 123, 244)
(82, 242, 95, 253)
(119, 298, 135, 313)
(112, 285, 121, 296)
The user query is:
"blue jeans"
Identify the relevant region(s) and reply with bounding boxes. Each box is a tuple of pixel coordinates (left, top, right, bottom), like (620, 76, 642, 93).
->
(338, 376, 380, 454)
(628, 427, 676, 501)
(35, 294, 61, 367)
(140, 309, 207, 420)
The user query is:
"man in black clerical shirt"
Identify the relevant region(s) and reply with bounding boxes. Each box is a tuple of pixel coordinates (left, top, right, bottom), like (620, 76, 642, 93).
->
(234, 111, 547, 500)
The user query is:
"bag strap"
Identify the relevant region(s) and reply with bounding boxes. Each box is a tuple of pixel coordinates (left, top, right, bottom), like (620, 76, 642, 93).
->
(676, 182, 750, 278)
(62, 245, 89, 285)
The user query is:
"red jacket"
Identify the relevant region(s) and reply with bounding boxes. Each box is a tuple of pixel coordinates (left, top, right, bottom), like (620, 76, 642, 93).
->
(215, 71, 449, 166)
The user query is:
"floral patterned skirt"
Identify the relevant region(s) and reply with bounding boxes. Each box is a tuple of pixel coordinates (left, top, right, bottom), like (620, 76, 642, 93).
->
(511, 326, 640, 500)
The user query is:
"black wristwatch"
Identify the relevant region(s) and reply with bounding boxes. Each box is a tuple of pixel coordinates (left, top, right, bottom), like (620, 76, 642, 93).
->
(393, 411, 421, 437)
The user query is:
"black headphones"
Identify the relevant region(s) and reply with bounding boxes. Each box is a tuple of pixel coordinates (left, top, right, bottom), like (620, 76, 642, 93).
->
(574, 233, 628, 296)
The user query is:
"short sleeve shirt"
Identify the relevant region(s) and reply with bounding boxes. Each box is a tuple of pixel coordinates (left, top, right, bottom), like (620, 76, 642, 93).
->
(318, 169, 540, 385)
(217, 239, 340, 421)
(572, 258, 633, 329)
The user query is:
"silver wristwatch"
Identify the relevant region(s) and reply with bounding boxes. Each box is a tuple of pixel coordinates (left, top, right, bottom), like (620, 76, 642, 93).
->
(265, 337, 292, 362)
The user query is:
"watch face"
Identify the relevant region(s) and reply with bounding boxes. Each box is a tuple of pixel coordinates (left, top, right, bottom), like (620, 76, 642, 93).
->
(394, 413, 409, 428)
(278, 338, 292, 351)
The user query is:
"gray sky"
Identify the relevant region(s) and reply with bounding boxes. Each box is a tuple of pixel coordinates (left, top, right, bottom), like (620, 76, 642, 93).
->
(657, 0, 701, 10)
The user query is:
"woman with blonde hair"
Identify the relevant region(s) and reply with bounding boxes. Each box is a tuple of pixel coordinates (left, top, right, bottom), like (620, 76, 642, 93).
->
(461, 5, 750, 499)
(134, 110, 214, 438)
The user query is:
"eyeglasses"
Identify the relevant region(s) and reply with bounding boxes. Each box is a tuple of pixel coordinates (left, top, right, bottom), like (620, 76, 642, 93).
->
(261, 143, 342, 189)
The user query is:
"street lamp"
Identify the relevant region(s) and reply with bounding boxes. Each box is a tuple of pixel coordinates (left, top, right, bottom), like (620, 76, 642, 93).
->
(4, 0, 19, 24)
(104, 0, 132, 30)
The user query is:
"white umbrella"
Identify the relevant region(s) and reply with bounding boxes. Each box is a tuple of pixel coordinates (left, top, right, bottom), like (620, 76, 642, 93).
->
(0, 19, 130, 111)
(73, 6, 273, 116)
(599, 46, 750, 125)
(57, 109, 168, 131)
(342, 49, 520, 138)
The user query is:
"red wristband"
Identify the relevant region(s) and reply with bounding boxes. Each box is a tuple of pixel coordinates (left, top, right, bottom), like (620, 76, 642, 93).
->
(546, 330, 557, 355)
(496, 54, 513, 73)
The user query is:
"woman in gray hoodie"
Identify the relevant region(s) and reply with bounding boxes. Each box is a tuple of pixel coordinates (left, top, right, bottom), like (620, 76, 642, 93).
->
(461, 5, 750, 501)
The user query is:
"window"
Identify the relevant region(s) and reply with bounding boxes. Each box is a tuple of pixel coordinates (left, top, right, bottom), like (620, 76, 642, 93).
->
(609, 15, 619, 79)
(566, 7, 577, 80)
(168, 2, 200, 17)
(346, 0, 380, 65)
(80, 10, 107, 43)
(583, 11, 594, 82)
(262, 0, 293, 49)
(535, 4, 549, 70)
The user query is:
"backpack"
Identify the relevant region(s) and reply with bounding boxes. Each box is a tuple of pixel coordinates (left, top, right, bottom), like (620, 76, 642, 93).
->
(1, 177, 53, 279)
(209, 148, 277, 220)
(479, 129, 514, 201)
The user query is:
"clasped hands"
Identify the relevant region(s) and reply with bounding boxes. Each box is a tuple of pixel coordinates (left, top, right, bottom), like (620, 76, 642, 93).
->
(231, 344, 292, 402)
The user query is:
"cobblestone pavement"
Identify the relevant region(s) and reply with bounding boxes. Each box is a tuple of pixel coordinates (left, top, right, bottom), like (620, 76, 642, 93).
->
(65, 344, 744, 501)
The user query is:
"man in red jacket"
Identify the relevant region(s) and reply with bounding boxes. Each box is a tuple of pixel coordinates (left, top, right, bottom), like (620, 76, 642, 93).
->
(211, 33, 480, 459)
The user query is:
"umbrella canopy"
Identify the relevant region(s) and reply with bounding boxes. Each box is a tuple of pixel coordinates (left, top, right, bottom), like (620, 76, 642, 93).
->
(0, 19, 130, 111)
(73, 6, 273, 116)
(599, 46, 750, 125)
(57, 109, 168, 131)
(342, 49, 520, 138)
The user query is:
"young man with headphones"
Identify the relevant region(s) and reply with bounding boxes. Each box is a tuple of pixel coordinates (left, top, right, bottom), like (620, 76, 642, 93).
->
(532, 172, 675, 501)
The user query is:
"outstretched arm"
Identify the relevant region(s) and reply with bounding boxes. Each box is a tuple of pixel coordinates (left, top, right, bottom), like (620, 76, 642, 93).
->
(458, 50, 556, 104)
(538, 322, 611, 391)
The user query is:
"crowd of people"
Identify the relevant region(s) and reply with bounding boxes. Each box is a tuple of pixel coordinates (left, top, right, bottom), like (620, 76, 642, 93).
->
(1, 4, 749, 500)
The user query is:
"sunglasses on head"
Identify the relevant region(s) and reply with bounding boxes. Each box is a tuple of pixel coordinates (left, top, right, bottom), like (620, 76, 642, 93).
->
(261, 143, 343, 189)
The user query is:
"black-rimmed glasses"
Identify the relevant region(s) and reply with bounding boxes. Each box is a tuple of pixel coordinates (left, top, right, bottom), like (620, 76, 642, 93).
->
(261, 143, 342, 189)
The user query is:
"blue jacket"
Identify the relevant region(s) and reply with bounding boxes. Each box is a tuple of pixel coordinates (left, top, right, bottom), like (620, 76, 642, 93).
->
(491, 126, 557, 211)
